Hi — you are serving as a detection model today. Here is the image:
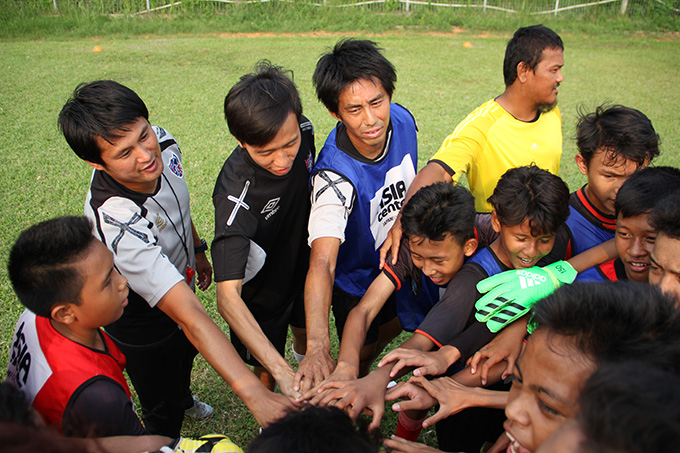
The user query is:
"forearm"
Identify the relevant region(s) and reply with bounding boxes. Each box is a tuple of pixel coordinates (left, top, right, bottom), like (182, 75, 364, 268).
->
(217, 283, 293, 381)
(567, 238, 616, 272)
(445, 380, 508, 410)
(158, 283, 270, 411)
(304, 249, 337, 351)
(403, 162, 451, 207)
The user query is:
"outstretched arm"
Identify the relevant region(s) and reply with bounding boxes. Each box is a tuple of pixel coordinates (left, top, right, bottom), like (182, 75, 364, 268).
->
(294, 237, 341, 393)
(216, 279, 298, 397)
(157, 281, 293, 427)
(190, 220, 212, 291)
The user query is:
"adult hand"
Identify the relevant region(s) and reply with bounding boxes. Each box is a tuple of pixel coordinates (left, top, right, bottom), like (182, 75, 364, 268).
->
(276, 366, 302, 400)
(468, 318, 527, 385)
(475, 261, 577, 333)
(385, 381, 437, 413)
(308, 373, 388, 430)
(249, 391, 295, 428)
(378, 347, 457, 378)
(293, 347, 335, 393)
(294, 363, 356, 406)
(383, 436, 443, 453)
(407, 376, 480, 427)
(194, 252, 213, 291)
(379, 220, 402, 269)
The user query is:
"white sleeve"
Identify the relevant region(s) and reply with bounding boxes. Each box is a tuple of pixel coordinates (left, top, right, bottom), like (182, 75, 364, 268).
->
(95, 197, 184, 307)
(308, 170, 356, 246)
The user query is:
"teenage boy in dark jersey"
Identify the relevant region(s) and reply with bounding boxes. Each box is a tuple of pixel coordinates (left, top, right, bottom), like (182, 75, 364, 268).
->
(58, 80, 292, 437)
(550, 104, 659, 260)
(301, 167, 570, 447)
(296, 39, 419, 392)
(212, 62, 315, 397)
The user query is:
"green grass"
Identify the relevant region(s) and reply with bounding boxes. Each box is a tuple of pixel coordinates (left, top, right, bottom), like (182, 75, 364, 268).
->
(1, 31, 679, 447)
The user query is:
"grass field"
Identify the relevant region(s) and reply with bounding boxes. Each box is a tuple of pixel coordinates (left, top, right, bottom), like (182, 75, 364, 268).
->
(1, 29, 679, 446)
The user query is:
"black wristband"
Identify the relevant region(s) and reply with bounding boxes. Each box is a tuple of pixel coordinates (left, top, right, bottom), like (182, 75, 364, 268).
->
(194, 238, 208, 254)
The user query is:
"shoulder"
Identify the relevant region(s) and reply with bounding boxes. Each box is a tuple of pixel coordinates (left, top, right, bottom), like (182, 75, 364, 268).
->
(392, 103, 418, 131)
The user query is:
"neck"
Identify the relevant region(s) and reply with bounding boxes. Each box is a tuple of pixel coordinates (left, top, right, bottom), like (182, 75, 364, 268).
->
(496, 89, 539, 122)
(50, 319, 105, 351)
(489, 238, 513, 269)
(351, 138, 385, 160)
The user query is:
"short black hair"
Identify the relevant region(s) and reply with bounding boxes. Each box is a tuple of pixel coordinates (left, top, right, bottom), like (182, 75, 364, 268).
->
(224, 60, 303, 148)
(531, 282, 680, 372)
(650, 189, 680, 239)
(575, 103, 659, 167)
(8, 216, 95, 318)
(58, 80, 149, 165)
(488, 165, 570, 236)
(246, 406, 380, 453)
(401, 183, 475, 246)
(313, 39, 396, 114)
(503, 25, 563, 87)
(577, 362, 680, 453)
(615, 166, 680, 218)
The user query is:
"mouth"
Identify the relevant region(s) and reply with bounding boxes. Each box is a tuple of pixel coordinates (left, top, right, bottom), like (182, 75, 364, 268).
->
(429, 275, 445, 285)
(272, 166, 291, 175)
(626, 260, 650, 273)
(122, 297, 128, 308)
(517, 257, 538, 268)
(505, 431, 531, 453)
(363, 126, 383, 140)
(141, 158, 158, 173)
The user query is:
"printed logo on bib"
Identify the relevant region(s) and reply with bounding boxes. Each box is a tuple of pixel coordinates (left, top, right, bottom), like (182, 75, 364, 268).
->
(305, 151, 314, 173)
(153, 126, 167, 140)
(369, 154, 416, 250)
(7, 312, 50, 404)
(168, 153, 183, 178)
(261, 197, 281, 220)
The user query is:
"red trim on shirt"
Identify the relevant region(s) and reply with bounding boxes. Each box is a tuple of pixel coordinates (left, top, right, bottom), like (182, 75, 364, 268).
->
(414, 329, 443, 348)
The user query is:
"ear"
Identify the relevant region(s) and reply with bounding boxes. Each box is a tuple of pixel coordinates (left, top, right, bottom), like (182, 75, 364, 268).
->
(575, 153, 589, 176)
(491, 210, 502, 233)
(516, 61, 531, 84)
(86, 160, 105, 172)
(329, 108, 342, 123)
(51, 303, 77, 325)
(463, 237, 478, 257)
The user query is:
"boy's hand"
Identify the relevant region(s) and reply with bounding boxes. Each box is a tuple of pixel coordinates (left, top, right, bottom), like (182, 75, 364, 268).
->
(378, 347, 457, 378)
(379, 220, 402, 269)
(475, 261, 577, 332)
(385, 381, 437, 412)
(468, 318, 527, 385)
(383, 436, 443, 453)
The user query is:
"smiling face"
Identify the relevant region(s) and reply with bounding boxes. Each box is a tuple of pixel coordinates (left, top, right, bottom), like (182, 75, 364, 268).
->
(72, 240, 129, 329)
(615, 213, 656, 282)
(649, 233, 680, 305)
(504, 330, 594, 453)
(408, 234, 476, 286)
(491, 213, 556, 270)
(576, 150, 647, 217)
(240, 112, 301, 176)
(525, 47, 564, 110)
(331, 77, 391, 160)
(91, 117, 163, 193)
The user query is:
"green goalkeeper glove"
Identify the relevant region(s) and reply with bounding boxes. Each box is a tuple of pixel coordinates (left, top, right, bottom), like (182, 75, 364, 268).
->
(158, 434, 243, 453)
(475, 261, 577, 333)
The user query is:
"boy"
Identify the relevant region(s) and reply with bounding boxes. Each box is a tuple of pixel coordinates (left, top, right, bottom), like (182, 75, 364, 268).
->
(555, 104, 659, 259)
(6, 216, 138, 437)
(382, 25, 565, 265)
(296, 39, 418, 392)
(317, 183, 477, 385)
(5, 218, 241, 453)
(212, 62, 315, 396)
(578, 166, 680, 282)
(649, 189, 680, 303)
(58, 80, 291, 437)
(304, 166, 570, 445)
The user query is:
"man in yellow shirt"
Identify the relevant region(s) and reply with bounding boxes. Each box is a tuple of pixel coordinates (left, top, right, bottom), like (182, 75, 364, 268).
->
(382, 25, 564, 264)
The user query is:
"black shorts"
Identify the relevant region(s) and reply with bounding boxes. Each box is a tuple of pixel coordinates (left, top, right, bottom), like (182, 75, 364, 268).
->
(230, 292, 305, 367)
(331, 285, 398, 345)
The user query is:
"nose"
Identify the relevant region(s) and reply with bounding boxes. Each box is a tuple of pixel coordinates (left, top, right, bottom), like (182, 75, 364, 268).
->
(556, 68, 564, 84)
(629, 238, 647, 258)
(505, 390, 530, 428)
(525, 241, 539, 257)
(116, 271, 128, 290)
(422, 261, 436, 277)
(363, 106, 377, 126)
(273, 149, 292, 169)
(136, 145, 154, 163)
